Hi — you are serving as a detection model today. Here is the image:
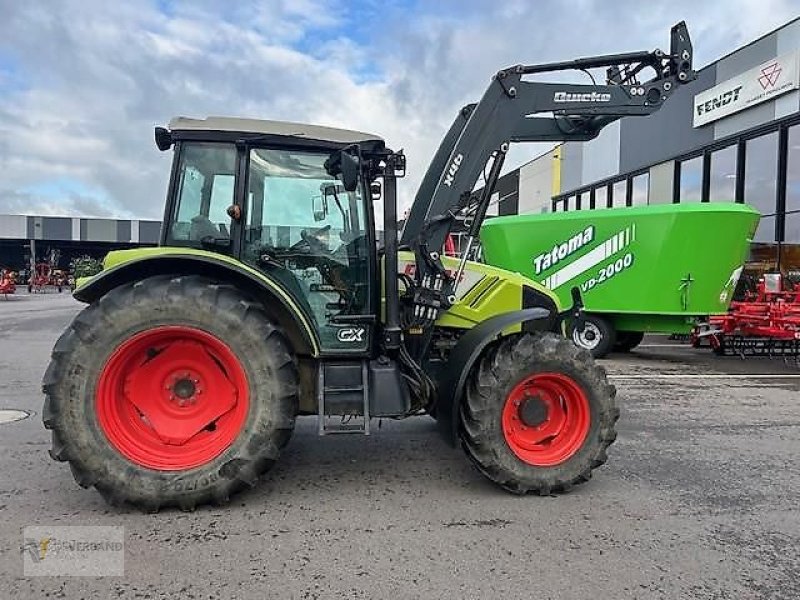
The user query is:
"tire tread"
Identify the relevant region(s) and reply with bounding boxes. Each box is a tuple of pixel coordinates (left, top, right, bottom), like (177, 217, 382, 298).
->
(42, 275, 299, 511)
(460, 332, 618, 495)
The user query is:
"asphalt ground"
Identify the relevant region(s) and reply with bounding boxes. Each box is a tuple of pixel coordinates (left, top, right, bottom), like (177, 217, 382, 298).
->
(0, 292, 798, 599)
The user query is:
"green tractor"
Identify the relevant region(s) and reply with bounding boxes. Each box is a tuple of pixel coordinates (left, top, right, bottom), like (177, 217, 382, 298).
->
(43, 24, 694, 509)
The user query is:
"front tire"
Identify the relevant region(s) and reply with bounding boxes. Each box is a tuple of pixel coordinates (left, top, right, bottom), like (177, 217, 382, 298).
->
(460, 332, 618, 495)
(42, 275, 298, 510)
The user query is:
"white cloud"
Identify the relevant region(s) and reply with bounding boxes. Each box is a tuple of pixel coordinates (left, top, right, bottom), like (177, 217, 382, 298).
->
(0, 0, 797, 220)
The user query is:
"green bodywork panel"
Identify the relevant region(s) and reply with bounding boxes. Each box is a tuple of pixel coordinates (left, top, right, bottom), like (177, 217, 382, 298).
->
(77, 246, 560, 351)
(481, 203, 760, 333)
(77, 246, 322, 354)
(396, 251, 560, 329)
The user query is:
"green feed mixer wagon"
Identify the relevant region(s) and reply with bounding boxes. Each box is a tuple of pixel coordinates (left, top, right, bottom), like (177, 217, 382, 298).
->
(44, 24, 695, 509)
(481, 203, 760, 357)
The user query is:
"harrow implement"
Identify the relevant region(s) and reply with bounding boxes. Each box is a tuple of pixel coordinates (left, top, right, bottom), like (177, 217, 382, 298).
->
(692, 274, 800, 357)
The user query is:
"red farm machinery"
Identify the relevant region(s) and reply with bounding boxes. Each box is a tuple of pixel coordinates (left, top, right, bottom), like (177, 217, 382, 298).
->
(0, 270, 16, 297)
(27, 249, 67, 293)
(693, 273, 800, 356)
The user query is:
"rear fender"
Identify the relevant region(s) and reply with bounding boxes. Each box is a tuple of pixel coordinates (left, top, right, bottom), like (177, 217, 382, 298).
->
(74, 254, 319, 356)
(434, 307, 557, 445)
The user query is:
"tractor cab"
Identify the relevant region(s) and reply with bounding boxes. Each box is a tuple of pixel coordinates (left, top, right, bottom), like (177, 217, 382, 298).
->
(159, 117, 385, 352)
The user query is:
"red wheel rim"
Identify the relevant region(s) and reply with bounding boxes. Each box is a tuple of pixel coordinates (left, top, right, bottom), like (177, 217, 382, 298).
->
(95, 326, 249, 471)
(501, 372, 591, 466)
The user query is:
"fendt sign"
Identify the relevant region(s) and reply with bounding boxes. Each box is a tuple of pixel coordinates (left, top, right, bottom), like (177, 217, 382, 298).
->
(693, 51, 800, 127)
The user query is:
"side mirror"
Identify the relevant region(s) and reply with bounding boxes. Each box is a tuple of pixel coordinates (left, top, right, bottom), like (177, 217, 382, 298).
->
(312, 194, 328, 222)
(339, 152, 360, 192)
(324, 147, 361, 192)
(154, 127, 173, 151)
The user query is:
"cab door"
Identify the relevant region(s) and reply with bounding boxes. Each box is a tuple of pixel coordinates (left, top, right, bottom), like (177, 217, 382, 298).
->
(240, 146, 374, 353)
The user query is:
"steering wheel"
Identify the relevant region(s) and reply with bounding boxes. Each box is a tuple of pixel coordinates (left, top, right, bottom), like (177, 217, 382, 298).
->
(289, 224, 332, 254)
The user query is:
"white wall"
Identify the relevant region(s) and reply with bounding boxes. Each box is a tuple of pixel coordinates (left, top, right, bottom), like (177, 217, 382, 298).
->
(517, 149, 556, 214)
(131, 220, 140, 243)
(776, 19, 800, 120)
(648, 161, 674, 204)
(0, 215, 27, 239)
(580, 120, 621, 185)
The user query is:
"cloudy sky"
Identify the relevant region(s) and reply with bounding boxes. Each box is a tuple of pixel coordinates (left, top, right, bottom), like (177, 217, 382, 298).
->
(0, 0, 798, 219)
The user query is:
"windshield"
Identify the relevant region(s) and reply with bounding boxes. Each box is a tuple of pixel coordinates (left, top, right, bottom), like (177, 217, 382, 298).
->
(246, 148, 364, 251)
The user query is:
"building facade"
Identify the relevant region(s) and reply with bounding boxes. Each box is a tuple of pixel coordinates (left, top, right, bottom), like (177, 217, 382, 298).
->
(0, 214, 161, 273)
(498, 18, 800, 276)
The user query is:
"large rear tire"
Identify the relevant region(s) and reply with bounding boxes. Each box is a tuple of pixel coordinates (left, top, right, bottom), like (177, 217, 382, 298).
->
(42, 275, 299, 511)
(460, 332, 618, 495)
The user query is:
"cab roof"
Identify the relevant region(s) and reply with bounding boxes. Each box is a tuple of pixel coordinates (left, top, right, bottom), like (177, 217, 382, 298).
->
(168, 116, 383, 146)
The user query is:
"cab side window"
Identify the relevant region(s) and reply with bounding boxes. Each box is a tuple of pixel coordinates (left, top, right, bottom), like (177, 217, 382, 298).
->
(167, 144, 236, 246)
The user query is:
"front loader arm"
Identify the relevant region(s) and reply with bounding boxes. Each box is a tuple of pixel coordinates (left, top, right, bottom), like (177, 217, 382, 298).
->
(401, 21, 694, 255)
(395, 22, 694, 364)
(394, 21, 693, 373)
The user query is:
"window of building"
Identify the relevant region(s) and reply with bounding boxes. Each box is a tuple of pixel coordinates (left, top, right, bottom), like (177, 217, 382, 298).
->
(498, 192, 517, 216)
(566, 195, 576, 211)
(554, 198, 567, 212)
(594, 185, 608, 209)
(612, 180, 627, 207)
(786, 125, 800, 245)
(631, 173, 649, 206)
(744, 132, 779, 243)
(709, 144, 737, 202)
(679, 155, 703, 202)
